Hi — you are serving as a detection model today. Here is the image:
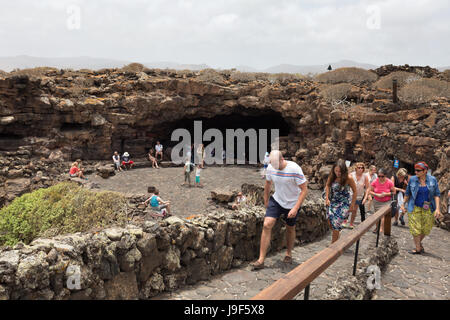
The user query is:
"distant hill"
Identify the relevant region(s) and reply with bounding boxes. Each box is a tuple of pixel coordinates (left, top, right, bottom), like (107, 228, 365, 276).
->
(0, 55, 210, 72)
(260, 60, 379, 74)
(0, 55, 447, 75)
(0, 55, 130, 72)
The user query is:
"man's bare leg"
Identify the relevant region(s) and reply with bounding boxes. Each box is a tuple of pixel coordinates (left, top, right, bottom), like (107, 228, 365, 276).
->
(256, 217, 277, 264)
(285, 225, 296, 258)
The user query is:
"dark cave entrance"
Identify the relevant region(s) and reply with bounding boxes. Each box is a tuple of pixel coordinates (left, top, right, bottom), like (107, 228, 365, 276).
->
(140, 108, 292, 163)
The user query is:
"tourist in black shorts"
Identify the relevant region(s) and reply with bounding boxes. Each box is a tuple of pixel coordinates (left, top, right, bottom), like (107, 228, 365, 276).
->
(250, 150, 308, 270)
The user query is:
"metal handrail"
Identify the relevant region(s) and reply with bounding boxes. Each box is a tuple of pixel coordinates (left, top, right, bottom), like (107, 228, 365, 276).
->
(251, 204, 392, 300)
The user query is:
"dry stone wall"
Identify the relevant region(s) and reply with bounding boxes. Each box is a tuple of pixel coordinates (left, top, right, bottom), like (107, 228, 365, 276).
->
(0, 199, 327, 300)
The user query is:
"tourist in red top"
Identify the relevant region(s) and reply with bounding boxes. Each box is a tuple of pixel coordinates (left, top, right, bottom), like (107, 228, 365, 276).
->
(369, 168, 395, 233)
(69, 161, 87, 180)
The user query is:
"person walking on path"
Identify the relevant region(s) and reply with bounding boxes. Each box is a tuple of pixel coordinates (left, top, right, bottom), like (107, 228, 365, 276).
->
(391, 168, 409, 226)
(261, 152, 270, 179)
(324, 159, 357, 243)
(400, 162, 442, 254)
(369, 168, 396, 234)
(182, 157, 193, 187)
(343, 162, 370, 229)
(197, 144, 205, 168)
(366, 165, 377, 214)
(250, 150, 308, 270)
(194, 165, 203, 188)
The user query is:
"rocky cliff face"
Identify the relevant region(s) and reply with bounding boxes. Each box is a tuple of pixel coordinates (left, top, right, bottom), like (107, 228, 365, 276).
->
(0, 67, 449, 225)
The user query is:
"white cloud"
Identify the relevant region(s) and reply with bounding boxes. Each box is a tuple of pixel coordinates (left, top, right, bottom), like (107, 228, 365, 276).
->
(0, 0, 448, 68)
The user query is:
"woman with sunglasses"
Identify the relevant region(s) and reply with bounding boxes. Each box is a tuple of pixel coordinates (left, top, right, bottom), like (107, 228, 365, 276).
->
(369, 168, 396, 233)
(325, 159, 357, 244)
(400, 162, 442, 254)
(342, 163, 370, 229)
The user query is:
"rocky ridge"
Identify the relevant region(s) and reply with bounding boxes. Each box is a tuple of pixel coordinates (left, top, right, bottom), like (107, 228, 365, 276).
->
(1, 66, 449, 228)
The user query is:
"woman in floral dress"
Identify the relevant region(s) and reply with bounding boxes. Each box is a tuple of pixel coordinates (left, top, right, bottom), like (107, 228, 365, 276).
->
(325, 159, 357, 244)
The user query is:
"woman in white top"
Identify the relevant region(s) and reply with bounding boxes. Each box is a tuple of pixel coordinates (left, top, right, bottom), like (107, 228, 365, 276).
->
(155, 141, 163, 161)
(197, 144, 205, 168)
(343, 162, 370, 229)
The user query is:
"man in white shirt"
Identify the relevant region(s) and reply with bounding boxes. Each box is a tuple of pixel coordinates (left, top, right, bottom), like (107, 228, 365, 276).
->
(250, 150, 308, 270)
(155, 141, 163, 161)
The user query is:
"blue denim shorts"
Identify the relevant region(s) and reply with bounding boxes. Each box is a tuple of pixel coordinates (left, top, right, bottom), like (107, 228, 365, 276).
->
(265, 196, 300, 227)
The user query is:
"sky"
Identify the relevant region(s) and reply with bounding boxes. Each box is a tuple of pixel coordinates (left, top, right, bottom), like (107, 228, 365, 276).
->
(0, 0, 449, 69)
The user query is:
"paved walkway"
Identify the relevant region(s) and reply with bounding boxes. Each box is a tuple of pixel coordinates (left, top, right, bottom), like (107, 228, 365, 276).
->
(155, 215, 449, 300)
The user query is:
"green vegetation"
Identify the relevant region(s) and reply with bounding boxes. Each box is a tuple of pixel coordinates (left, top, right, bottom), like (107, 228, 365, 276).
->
(0, 182, 128, 247)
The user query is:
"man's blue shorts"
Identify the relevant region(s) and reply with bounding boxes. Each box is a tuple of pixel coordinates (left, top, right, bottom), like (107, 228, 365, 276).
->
(265, 196, 300, 227)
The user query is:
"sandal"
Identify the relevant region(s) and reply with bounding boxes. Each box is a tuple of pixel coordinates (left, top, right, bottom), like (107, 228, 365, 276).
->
(283, 256, 293, 264)
(250, 261, 265, 270)
(408, 249, 422, 255)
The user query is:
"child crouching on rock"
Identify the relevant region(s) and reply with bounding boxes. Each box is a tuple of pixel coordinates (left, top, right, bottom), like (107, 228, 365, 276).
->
(142, 189, 171, 218)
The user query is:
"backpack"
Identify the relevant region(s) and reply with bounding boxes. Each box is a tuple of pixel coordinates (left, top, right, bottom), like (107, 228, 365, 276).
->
(190, 163, 195, 171)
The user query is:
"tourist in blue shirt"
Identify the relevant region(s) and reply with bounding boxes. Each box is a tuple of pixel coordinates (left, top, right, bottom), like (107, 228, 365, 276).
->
(400, 162, 442, 255)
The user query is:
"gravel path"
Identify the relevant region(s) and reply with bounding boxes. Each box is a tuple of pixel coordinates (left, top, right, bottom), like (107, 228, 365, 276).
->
(88, 166, 265, 218)
(88, 167, 449, 300)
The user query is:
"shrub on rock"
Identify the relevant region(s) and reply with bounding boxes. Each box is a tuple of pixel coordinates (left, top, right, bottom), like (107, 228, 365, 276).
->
(0, 182, 128, 247)
(315, 67, 378, 85)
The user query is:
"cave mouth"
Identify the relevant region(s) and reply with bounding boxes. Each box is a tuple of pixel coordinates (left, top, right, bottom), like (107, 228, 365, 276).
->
(141, 109, 292, 162)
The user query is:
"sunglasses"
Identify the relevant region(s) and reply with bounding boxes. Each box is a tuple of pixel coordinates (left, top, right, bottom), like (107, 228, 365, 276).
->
(357, 167, 364, 169)
(378, 175, 385, 178)
(415, 169, 424, 172)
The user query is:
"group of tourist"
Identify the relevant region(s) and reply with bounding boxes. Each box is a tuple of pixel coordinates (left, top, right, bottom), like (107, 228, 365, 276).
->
(324, 160, 442, 254)
(250, 151, 443, 270)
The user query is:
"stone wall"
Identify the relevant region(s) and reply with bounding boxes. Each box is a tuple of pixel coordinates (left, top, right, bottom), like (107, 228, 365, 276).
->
(0, 199, 328, 300)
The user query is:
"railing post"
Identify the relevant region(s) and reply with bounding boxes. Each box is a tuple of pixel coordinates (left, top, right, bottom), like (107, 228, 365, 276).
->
(384, 207, 392, 236)
(375, 221, 380, 248)
(304, 284, 310, 300)
(352, 239, 360, 276)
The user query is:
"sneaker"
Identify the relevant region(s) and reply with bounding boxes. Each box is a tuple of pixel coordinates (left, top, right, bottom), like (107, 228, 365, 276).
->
(393, 221, 398, 226)
(341, 222, 350, 229)
(348, 223, 354, 229)
(399, 215, 405, 226)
